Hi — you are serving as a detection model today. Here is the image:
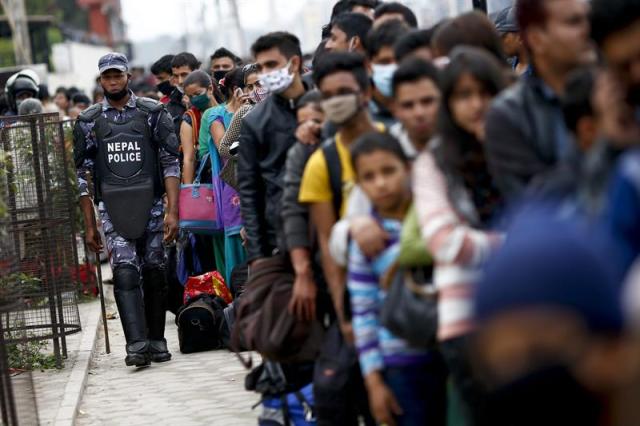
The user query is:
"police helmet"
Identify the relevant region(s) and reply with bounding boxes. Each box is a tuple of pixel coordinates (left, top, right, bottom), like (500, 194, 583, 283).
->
(5, 70, 40, 113)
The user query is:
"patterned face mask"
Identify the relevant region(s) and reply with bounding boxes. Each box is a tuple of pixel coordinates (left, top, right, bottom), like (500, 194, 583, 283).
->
(249, 86, 270, 104)
(259, 60, 294, 94)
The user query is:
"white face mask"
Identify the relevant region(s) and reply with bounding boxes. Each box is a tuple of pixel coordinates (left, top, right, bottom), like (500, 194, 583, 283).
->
(259, 60, 295, 94)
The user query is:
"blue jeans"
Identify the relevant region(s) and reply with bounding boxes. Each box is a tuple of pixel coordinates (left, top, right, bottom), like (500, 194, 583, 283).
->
(383, 352, 448, 426)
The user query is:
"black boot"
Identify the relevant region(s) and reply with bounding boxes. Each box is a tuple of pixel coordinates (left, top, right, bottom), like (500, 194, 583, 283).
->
(113, 265, 150, 367)
(143, 267, 172, 362)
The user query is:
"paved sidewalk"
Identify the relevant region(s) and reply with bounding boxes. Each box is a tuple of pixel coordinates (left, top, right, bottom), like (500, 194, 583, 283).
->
(76, 283, 258, 425)
(33, 299, 101, 426)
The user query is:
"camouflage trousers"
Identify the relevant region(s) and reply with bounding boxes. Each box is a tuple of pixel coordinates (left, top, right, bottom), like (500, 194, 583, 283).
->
(98, 199, 165, 271)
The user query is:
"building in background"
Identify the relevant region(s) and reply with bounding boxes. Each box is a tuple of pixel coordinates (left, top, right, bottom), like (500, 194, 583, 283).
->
(76, 0, 127, 49)
(0, 0, 129, 99)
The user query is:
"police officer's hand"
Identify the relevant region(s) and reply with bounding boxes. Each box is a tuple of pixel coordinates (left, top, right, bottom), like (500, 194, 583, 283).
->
(163, 211, 179, 243)
(86, 226, 103, 253)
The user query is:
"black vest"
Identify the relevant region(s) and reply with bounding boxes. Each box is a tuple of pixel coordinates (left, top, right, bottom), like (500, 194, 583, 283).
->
(93, 109, 159, 239)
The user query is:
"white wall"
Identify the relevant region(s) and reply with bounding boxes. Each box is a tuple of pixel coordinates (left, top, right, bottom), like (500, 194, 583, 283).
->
(49, 42, 113, 96)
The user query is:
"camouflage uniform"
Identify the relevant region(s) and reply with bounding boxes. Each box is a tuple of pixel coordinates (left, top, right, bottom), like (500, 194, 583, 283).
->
(75, 93, 180, 270)
(74, 91, 180, 365)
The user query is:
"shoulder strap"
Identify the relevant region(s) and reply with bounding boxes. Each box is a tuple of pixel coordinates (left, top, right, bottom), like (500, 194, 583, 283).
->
(77, 103, 102, 122)
(194, 152, 211, 184)
(322, 140, 342, 218)
(185, 108, 201, 150)
(135, 96, 164, 114)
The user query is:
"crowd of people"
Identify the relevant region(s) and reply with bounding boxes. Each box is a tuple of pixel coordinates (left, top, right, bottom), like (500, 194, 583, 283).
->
(6, 0, 640, 424)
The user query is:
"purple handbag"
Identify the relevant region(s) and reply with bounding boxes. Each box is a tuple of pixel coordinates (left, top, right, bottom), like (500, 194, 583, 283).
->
(179, 153, 222, 234)
(220, 171, 243, 236)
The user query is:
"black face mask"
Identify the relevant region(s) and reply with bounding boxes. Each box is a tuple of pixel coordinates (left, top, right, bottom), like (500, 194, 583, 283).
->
(104, 86, 129, 102)
(213, 70, 228, 83)
(482, 364, 602, 426)
(156, 80, 173, 97)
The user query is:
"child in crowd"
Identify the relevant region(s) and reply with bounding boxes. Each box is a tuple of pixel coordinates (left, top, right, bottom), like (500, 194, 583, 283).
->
(347, 131, 447, 426)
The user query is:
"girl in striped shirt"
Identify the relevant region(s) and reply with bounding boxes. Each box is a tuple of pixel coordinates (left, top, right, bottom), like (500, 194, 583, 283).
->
(347, 132, 447, 426)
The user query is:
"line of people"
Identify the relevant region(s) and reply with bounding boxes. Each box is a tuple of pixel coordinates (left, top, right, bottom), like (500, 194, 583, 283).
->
(69, 0, 640, 424)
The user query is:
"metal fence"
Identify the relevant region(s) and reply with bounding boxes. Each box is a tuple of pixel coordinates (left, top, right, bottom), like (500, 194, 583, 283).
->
(0, 112, 82, 371)
(0, 293, 39, 426)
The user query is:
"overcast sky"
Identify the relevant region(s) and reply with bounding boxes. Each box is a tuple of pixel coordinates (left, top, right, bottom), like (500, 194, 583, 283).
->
(121, 0, 315, 43)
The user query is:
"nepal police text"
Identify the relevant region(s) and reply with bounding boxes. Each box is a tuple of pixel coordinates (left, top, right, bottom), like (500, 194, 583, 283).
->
(107, 141, 142, 163)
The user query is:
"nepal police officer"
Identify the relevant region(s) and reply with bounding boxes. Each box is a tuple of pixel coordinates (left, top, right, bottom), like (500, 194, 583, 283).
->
(74, 53, 180, 367)
(4, 69, 40, 116)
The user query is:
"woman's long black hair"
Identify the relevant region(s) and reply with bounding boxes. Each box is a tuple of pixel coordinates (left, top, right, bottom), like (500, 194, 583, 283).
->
(183, 69, 225, 104)
(220, 67, 246, 101)
(434, 46, 506, 226)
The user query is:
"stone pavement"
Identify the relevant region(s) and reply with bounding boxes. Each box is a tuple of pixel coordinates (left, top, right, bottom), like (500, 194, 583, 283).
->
(76, 282, 259, 425)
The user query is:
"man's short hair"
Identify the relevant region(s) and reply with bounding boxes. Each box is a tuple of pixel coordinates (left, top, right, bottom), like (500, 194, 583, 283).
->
(151, 54, 175, 76)
(432, 11, 505, 62)
(210, 47, 242, 65)
(591, 0, 640, 45)
(171, 52, 201, 71)
(251, 32, 302, 61)
(365, 20, 411, 59)
(394, 28, 435, 62)
(312, 51, 369, 91)
(374, 2, 418, 28)
(331, 0, 353, 20)
(183, 70, 212, 89)
(332, 12, 373, 42)
(350, 0, 379, 8)
(296, 89, 323, 110)
(516, 0, 549, 46)
(332, 0, 379, 20)
(562, 67, 595, 133)
(71, 93, 91, 105)
(392, 57, 440, 97)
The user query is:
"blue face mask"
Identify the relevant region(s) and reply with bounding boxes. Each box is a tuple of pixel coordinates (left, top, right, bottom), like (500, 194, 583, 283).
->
(372, 63, 398, 98)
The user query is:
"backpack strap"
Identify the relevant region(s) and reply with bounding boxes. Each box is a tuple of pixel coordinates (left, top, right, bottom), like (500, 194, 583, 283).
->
(294, 390, 315, 422)
(322, 141, 342, 218)
(281, 395, 291, 426)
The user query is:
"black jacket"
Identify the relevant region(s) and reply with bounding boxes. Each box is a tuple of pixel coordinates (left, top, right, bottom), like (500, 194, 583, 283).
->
(485, 72, 577, 201)
(167, 88, 186, 137)
(237, 89, 307, 261)
(281, 142, 317, 252)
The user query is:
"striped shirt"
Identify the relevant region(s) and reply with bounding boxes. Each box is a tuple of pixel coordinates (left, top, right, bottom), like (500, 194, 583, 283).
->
(347, 217, 430, 377)
(413, 150, 500, 341)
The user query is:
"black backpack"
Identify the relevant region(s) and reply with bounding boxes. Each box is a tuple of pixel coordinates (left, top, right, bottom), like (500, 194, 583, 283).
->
(176, 295, 228, 354)
(322, 142, 353, 321)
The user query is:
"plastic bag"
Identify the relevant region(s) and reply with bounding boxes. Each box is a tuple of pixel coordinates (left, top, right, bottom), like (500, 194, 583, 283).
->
(183, 270, 233, 305)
